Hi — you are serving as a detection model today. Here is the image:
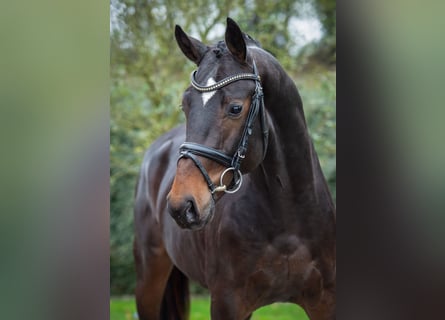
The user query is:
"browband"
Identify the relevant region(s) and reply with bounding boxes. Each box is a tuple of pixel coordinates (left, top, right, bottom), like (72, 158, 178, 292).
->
(191, 71, 261, 92)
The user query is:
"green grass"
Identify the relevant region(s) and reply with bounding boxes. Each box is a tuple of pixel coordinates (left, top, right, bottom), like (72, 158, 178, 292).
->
(110, 296, 309, 320)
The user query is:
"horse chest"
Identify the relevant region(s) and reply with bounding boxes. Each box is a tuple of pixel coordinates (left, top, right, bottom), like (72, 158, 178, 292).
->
(259, 235, 311, 278)
(240, 234, 317, 303)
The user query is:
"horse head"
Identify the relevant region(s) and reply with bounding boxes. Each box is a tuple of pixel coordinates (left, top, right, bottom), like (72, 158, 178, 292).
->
(167, 18, 269, 230)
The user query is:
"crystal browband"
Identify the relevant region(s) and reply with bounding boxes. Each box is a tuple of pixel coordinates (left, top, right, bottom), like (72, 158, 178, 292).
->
(190, 71, 261, 92)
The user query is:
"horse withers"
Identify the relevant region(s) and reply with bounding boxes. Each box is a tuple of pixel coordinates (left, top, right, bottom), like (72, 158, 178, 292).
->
(133, 18, 336, 320)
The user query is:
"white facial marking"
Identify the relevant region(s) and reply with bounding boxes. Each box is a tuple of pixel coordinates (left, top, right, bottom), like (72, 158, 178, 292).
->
(201, 77, 216, 107)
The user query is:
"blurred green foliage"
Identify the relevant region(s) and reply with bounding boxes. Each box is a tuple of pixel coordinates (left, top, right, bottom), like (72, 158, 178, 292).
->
(110, 0, 336, 295)
(110, 296, 309, 320)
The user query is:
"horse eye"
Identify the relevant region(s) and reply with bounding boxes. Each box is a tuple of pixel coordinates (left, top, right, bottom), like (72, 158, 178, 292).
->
(229, 104, 243, 116)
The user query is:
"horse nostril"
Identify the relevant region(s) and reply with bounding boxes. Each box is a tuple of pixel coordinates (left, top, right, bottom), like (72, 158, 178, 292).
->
(184, 200, 196, 222)
(167, 197, 199, 228)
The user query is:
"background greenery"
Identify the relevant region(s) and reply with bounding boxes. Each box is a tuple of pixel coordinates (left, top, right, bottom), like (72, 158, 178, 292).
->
(110, 0, 335, 304)
(111, 296, 309, 320)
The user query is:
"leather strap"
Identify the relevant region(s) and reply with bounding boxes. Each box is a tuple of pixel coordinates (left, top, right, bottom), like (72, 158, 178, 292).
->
(179, 151, 217, 193)
(180, 142, 232, 168)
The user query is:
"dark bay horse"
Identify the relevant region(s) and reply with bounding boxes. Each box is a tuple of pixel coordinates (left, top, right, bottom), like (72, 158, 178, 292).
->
(133, 18, 336, 320)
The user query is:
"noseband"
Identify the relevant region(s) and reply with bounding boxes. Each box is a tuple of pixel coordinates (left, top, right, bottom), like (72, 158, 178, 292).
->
(179, 60, 269, 195)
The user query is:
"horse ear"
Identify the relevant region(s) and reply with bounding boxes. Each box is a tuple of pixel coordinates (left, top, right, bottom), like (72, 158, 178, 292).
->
(225, 17, 246, 63)
(175, 25, 208, 65)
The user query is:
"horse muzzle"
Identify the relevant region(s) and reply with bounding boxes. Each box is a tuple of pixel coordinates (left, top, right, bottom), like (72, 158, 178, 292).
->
(167, 195, 214, 230)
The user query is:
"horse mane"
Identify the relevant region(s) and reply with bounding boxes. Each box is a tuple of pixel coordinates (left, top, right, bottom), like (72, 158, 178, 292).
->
(211, 33, 261, 59)
(212, 41, 226, 58)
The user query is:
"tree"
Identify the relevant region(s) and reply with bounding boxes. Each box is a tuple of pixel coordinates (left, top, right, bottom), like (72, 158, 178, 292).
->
(310, 0, 336, 65)
(313, 0, 336, 38)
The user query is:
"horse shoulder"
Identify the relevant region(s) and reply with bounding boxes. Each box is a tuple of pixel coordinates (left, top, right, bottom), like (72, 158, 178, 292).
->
(135, 125, 185, 222)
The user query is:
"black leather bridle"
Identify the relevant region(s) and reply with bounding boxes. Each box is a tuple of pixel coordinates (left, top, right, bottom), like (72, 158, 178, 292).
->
(179, 60, 269, 195)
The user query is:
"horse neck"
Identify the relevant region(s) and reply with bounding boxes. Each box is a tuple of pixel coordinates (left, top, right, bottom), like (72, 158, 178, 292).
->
(255, 61, 324, 206)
